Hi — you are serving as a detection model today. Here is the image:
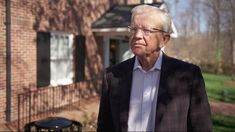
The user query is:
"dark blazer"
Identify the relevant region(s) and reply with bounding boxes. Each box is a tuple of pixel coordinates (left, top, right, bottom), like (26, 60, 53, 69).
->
(97, 54, 213, 132)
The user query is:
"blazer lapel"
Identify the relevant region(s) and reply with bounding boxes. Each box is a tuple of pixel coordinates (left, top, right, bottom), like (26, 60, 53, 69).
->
(155, 54, 173, 131)
(119, 58, 135, 132)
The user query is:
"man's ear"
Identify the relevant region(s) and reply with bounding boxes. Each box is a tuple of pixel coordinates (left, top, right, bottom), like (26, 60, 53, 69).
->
(160, 34, 170, 48)
(163, 34, 170, 44)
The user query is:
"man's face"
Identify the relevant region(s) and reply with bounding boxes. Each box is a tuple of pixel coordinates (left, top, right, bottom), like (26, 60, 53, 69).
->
(129, 13, 166, 58)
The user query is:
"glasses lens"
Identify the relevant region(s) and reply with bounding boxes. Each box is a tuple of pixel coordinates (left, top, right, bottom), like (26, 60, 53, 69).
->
(128, 26, 164, 35)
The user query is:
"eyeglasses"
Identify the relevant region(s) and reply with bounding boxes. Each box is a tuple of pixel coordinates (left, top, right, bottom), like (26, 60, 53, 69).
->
(128, 26, 167, 36)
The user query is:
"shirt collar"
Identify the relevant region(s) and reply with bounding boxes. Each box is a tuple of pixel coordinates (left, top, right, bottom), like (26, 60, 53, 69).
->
(133, 50, 163, 72)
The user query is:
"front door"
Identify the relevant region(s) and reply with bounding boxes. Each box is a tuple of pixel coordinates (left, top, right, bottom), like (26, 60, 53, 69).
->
(109, 38, 133, 66)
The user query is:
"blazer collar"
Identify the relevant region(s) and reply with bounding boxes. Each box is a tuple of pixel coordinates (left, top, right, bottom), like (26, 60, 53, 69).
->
(133, 51, 163, 71)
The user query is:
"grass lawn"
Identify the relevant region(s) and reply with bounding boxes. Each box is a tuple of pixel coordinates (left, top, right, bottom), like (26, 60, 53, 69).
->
(203, 73, 235, 103)
(203, 73, 235, 132)
(213, 114, 235, 132)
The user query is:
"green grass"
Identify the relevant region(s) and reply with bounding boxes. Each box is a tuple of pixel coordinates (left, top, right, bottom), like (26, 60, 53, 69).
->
(203, 73, 235, 103)
(203, 73, 235, 131)
(213, 114, 235, 132)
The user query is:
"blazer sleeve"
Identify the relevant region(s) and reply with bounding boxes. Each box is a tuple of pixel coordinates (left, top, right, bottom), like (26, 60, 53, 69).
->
(188, 66, 213, 131)
(97, 73, 114, 132)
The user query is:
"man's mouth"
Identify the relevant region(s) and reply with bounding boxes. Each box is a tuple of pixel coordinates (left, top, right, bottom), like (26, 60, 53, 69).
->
(132, 42, 145, 46)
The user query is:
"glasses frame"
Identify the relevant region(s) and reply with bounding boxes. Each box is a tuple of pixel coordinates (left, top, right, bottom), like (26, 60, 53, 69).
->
(127, 26, 167, 36)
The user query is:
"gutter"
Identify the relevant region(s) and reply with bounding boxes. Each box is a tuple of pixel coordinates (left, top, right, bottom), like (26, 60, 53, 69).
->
(5, 0, 11, 123)
(92, 27, 129, 36)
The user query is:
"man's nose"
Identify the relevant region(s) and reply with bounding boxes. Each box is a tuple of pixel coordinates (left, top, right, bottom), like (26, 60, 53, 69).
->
(134, 29, 144, 38)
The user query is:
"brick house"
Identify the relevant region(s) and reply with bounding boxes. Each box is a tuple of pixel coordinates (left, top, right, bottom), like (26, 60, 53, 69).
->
(0, 0, 165, 130)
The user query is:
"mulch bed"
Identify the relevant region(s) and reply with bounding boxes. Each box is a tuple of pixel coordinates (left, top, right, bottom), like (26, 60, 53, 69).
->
(210, 100, 235, 116)
(225, 81, 235, 87)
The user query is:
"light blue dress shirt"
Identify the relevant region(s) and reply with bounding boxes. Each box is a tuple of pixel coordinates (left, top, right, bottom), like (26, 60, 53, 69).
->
(128, 51, 163, 132)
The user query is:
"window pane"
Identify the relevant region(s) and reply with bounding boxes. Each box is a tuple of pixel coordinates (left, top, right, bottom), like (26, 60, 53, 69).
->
(50, 32, 74, 86)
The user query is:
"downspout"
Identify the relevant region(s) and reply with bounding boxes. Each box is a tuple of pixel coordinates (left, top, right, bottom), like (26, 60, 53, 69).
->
(5, 0, 11, 123)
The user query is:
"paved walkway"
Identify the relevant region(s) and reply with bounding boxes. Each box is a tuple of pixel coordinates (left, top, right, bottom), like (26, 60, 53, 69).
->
(55, 96, 100, 131)
(0, 96, 100, 132)
(0, 124, 11, 132)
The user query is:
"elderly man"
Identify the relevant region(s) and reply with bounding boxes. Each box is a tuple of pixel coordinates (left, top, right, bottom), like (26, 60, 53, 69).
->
(97, 4, 212, 132)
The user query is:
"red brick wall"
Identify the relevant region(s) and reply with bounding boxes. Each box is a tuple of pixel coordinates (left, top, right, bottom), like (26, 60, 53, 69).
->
(0, 0, 128, 123)
(9, 0, 37, 122)
(1, 0, 150, 124)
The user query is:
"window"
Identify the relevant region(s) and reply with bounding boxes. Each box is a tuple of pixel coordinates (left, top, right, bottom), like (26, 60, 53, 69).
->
(37, 32, 85, 88)
(50, 32, 74, 86)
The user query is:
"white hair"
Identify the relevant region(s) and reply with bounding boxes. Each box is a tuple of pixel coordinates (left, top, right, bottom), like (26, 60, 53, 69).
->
(131, 4, 173, 34)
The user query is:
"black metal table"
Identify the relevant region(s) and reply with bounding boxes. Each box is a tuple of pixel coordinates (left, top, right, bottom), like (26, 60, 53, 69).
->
(35, 117, 72, 131)
(24, 117, 82, 132)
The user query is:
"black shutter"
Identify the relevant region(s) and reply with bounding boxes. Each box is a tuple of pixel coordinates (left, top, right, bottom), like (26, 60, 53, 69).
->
(37, 32, 50, 88)
(75, 35, 86, 82)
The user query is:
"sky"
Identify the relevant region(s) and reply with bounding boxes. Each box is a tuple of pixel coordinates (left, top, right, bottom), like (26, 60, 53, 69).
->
(164, 0, 189, 17)
(164, 0, 207, 33)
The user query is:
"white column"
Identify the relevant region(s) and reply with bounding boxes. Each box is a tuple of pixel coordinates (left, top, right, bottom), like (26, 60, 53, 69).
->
(144, 0, 153, 3)
(103, 37, 110, 68)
